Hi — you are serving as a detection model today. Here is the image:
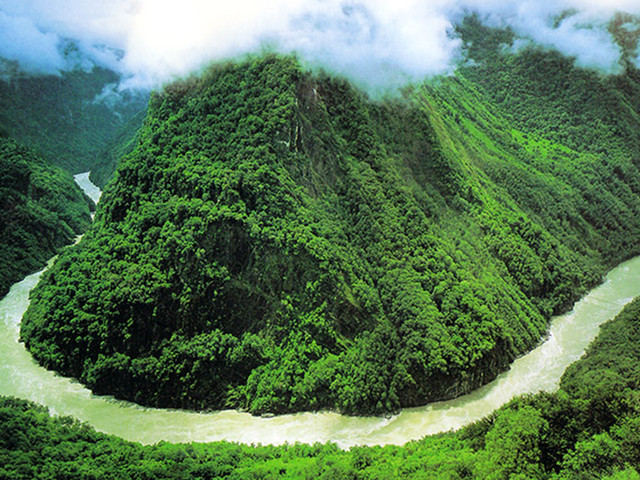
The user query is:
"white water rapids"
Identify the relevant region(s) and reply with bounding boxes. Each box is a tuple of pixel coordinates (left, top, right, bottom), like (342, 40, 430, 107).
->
(0, 172, 639, 447)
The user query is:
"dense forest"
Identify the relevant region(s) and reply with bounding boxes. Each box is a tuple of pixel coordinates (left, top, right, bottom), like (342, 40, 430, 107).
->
(19, 18, 640, 415)
(2, 12, 640, 480)
(0, 65, 147, 185)
(0, 135, 93, 297)
(89, 108, 149, 188)
(5, 295, 640, 479)
(0, 62, 147, 297)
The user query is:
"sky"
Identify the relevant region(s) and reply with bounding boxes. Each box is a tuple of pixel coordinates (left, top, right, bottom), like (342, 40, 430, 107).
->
(0, 0, 639, 92)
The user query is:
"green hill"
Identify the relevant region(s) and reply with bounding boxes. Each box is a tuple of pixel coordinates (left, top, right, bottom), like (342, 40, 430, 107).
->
(0, 135, 93, 298)
(19, 40, 640, 415)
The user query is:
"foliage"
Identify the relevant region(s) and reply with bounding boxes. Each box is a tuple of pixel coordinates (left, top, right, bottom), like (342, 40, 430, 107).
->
(0, 137, 92, 297)
(89, 108, 148, 188)
(5, 296, 640, 478)
(20, 45, 640, 414)
(0, 67, 148, 179)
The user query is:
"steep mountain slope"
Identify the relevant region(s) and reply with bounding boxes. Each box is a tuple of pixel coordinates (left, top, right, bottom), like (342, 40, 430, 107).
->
(89, 108, 148, 188)
(0, 135, 93, 298)
(20, 48, 640, 415)
(0, 67, 147, 182)
(453, 17, 640, 273)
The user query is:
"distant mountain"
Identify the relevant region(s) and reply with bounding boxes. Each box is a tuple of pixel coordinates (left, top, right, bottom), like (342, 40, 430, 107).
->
(20, 21, 640, 415)
(0, 66, 148, 185)
(0, 61, 149, 297)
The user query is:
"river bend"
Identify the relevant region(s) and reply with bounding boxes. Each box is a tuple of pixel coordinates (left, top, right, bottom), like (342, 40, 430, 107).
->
(1, 173, 639, 447)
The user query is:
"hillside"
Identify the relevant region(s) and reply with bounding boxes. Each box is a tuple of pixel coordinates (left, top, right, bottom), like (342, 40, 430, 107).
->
(0, 135, 93, 298)
(19, 41, 640, 415)
(89, 108, 149, 189)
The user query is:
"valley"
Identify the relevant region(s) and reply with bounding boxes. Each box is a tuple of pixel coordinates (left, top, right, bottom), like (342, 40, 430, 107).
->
(1, 7, 640, 479)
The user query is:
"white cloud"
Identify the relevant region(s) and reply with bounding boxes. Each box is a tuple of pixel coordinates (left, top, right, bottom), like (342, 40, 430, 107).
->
(122, 0, 297, 87)
(118, 0, 461, 92)
(0, 0, 134, 74)
(0, 11, 64, 74)
(463, 0, 630, 72)
(274, 0, 461, 92)
(0, 0, 638, 90)
(0, 0, 134, 47)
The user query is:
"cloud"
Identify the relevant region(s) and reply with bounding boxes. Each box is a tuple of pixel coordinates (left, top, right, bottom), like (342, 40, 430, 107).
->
(276, 0, 462, 92)
(0, 11, 64, 74)
(0, 0, 134, 75)
(0, 0, 134, 46)
(121, 0, 295, 87)
(465, 0, 640, 73)
(0, 0, 639, 91)
(118, 0, 462, 92)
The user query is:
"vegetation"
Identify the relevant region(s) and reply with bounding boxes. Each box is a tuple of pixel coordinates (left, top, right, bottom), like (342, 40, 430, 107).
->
(20, 37, 640, 415)
(0, 67, 147, 181)
(0, 135, 93, 298)
(5, 295, 640, 479)
(4, 14, 640, 479)
(89, 108, 148, 188)
(0, 64, 146, 297)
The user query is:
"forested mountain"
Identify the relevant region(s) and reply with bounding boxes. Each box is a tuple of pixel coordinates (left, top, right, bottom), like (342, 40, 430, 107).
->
(89, 108, 149, 188)
(0, 135, 93, 297)
(19, 19, 640, 416)
(5, 295, 640, 479)
(0, 66, 148, 184)
(0, 60, 149, 298)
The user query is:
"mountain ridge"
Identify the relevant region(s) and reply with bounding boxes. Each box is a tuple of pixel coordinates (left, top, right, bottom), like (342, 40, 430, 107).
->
(18, 31, 640, 415)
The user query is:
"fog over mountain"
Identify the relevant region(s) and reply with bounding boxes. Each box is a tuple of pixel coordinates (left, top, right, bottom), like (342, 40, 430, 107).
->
(1, 0, 639, 91)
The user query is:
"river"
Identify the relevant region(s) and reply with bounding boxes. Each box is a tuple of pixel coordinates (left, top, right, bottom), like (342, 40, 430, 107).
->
(1, 172, 639, 448)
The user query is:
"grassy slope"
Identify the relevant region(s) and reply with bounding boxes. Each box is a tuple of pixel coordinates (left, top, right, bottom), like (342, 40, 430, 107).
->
(19, 48, 640, 415)
(454, 16, 640, 268)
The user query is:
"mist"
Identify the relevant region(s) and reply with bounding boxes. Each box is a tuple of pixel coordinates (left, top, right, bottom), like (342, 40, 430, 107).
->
(0, 0, 639, 92)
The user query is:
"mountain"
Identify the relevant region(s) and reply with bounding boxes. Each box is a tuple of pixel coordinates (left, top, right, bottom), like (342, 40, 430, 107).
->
(19, 24, 640, 415)
(0, 135, 93, 298)
(89, 108, 148, 188)
(0, 63, 149, 298)
(0, 67, 148, 185)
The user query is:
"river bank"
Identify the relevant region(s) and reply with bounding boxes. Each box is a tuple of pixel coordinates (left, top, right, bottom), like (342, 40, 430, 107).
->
(1, 174, 639, 447)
